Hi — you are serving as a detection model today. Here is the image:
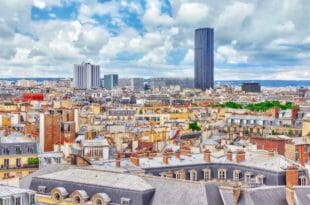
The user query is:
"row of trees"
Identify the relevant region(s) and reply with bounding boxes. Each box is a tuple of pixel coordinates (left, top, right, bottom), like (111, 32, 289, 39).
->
(218, 101, 294, 112)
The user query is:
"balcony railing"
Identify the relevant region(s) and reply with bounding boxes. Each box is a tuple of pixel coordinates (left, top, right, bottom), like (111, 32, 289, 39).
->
(0, 164, 39, 170)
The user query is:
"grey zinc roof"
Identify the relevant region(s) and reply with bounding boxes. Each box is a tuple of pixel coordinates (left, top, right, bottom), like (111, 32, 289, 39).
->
(35, 168, 154, 192)
(143, 176, 209, 205)
(238, 186, 287, 205)
(20, 164, 72, 189)
(0, 185, 35, 197)
(294, 186, 310, 205)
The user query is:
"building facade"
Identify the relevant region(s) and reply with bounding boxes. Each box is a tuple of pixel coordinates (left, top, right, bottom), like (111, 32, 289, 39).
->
(194, 28, 214, 90)
(104, 74, 118, 90)
(73, 62, 100, 89)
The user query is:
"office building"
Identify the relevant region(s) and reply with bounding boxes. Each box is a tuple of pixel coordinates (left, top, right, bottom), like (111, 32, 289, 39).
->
(241, 82, 261, 93)
(73, 62, 100, 89)
(194, 28, 214, 90)
(119, 78, 144, 91)
(104, 74, 118, 90)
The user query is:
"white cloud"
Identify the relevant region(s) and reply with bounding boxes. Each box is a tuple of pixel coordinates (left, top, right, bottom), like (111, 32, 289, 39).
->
(142, 0, 173, 26)
(217, 2, 254, 29)
(181, 49, 194, 65)
(216, 41, 248, 64)
(176, 2, 209, 25)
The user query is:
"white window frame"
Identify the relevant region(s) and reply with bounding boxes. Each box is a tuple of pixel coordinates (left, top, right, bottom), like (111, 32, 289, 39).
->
(233, 170, 241, 181)
(300, 176, 307, 186)
(121, 197, 131, 205)
(189, 169, 197, 181)
(203, 169, 211, 181)
(255, 175, 265, 185)
(244, 172, 252, 183)
(218, 169, 227, 180)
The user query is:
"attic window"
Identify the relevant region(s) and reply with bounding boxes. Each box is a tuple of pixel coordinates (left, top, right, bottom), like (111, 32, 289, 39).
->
(38, 186, 47, 194)
(121, 197, 131, 205)
(1, 198, 10, 205)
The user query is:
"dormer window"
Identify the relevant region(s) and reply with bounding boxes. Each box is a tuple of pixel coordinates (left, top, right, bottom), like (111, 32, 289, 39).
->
(256, 174, 265, 185)
(203, 168, 211, 181)
(174, 170, 185, 180)
(14, 196, 21, 205)
(244, 172, 252, 183)
(1, 198, 10, 205)
(233, 170, 241, 181)
(29, 194, 35, 205)
(38, 186, 47, 194)
(189, 169, 197, 181)
(300, 176, 307, 186)
(121, 197, 131, 205)
(218, 169, 227, 180)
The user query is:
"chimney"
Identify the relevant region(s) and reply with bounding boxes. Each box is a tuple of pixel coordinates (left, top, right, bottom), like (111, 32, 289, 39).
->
(175, 150, 181, 159)
(163, 154, 169, 164)
(130, 155, 140, 166)
(286, 165, 298, 188)
(236, 150, 245, 163)
(233, 184, 241, 205)
(286, 165, 299, 205)
(204, 149, 211, 162)
(226, 150, 233, 161)
(114, 153, 120, 168)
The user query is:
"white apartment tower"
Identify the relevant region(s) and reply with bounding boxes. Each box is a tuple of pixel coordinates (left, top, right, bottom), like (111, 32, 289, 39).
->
(74, 62, 100, 89)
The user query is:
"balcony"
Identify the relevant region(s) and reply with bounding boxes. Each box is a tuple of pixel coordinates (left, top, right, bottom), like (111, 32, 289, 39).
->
(0, 164, 39, 170)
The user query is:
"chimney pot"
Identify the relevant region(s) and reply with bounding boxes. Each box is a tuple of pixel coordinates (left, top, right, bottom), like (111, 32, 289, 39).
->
(204, 149, 211, 162)
(236, 149, 245, 163)
(163, 154, 169, 164)
(226, 150, 233, 161)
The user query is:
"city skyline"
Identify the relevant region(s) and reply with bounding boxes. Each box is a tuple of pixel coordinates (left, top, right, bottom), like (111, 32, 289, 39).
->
(0, 0, 309, 80)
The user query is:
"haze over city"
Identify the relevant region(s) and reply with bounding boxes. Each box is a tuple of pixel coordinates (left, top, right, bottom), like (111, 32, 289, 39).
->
(0, 0, 310, 79)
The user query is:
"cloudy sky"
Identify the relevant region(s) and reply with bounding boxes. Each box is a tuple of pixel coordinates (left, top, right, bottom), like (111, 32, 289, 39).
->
(0, 0, 310, 80)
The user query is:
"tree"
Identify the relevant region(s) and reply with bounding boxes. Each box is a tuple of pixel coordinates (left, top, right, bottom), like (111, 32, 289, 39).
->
(28, 157, 39, 165)
(189, 122, 201, 131)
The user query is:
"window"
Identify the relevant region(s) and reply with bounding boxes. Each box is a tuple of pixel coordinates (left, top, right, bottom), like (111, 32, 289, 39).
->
(174, 170, 185, 180)
(96, 199, 103, 205)
(14, 196, 21, 205)
(121, 197, 131, 205)
(29, 194, 35, 205)
(4, 159, 9, 169)
(1, 198, 10, 205)
(38, 186, 47, 194)
(16, 147, 21, 154)
(244, 172, 252, 183)
(74, 196, 81, 204)
(53, 192, 61, 202)
(233, 170, 241, 181)
(203, 169, 211, 181)
(189, 169, 197, 181)
(16, 158, 21, 168)
(300, 176, 307, 186)
(256, 175, 265, 185)
(218, 169, 227, 180)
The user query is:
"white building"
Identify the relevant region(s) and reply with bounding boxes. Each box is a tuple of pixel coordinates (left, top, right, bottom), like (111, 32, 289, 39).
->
(74, 62, 100, 89)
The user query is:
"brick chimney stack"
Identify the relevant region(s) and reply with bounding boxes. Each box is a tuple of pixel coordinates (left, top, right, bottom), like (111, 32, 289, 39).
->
(130, 154, 140, 166)
(175, 150, 181, 159)
(204, 149, 211, 162)
(114, 153, 120, 168)
(286, 165, 299, 205)
(163, 154, 169, 164)
(226, 150, 233, 161)
(236, 150, 245, 163)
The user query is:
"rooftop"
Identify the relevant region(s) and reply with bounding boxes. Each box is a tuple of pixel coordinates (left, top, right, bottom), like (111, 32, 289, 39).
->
(35, 168, 154, 192)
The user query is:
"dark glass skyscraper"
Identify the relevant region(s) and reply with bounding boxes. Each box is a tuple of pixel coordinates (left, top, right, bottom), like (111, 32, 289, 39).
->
(194, 28, 214, 90)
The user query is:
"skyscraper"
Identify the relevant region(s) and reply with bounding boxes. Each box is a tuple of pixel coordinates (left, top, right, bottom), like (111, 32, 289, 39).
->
(104, 74, 118, 90)
(73, 62, 100, 89)
(194, 28, 214, 90)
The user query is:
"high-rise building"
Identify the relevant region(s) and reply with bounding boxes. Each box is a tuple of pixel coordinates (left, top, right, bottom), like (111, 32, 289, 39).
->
(104, 74, 118, 90)
(241, 82, 261, 93)
(73, 62, 100, 89)
(194, 28, 214, 90)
